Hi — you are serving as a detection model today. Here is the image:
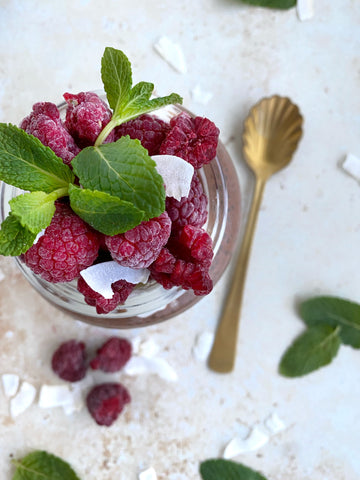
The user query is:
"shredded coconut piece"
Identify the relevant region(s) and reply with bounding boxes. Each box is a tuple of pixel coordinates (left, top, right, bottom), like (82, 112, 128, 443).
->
(10, 381, 36, 418)
(342, 153, 360, 182)
(131, 337, 160, 358)
(80, 261, 149, 299)
(191, 85, 213, 105)
(139, 467, 158, 480)
(1, 374, 20, 398)
(38, 384, 74, 409)
(124, 356, 178, 382)
(264, 412, 286, 435)
(297, 0, 314, 21)
(152, 154, 194, 200)
(153, 36, 187, 74)
(192, 331, 214, 361)
(223, 426, 269, 458)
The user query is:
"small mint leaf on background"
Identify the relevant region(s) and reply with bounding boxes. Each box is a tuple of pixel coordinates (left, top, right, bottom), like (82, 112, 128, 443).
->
(299, 296, 360, 348)
(0, 214, 36, 256)
(200, 459, 268, 480)
(71, 136, 165, 221)
(12, 450, 81, 480)
(69, 185, 144, 235)
(0, 124, 74, 193)
(279, 324, 341, 378)
(240, 0, 296, 9)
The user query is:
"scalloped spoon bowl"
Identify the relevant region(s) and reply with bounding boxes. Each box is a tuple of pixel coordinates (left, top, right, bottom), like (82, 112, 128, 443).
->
(208, 95, 303, 373)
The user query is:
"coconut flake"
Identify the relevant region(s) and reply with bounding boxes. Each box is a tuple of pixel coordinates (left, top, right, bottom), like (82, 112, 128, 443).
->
(223, 426, 269, 458)
(132, 337, 160, 358)
(38, 384, 74, 409)
(0, 268, 5, 282)
(124, 356, 178, 382)
(80, 261, 150, 299)
(191, 84, 213, 105)
(342, 153, 360, 182)
(10, 381, 36, 418)
(152, 154, 194, 200)
(297, 0, 314, 21)
(139, 467, 158, 480)
(192, 331, 214, 361)
(153, 36, 187, 74)
(1, 374, 20, 398)
(264, 412, 286, 435)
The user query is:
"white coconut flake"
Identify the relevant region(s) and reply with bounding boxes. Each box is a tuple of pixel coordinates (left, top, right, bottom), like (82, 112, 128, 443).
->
(139, 467, 158, 480)
(297, 0, 314, 21)
(33, 229, 45, 245)
(124, 356, 178, 382)
(2, 374, 20, 398)
(192, 331, 214, 361)
(153, 36, 187, 74)
(223, 426, 269, 458)
(132, 337, 160, 358)
(80, 261, 150, 299)
(342, 153, 360, 182)
(38, 384, 74, 409)
(264, 412, 286, 435)
(0, 268, 5, 282)
(10, 381, 36, 418)
(191, 84, 213, 105)
(152, 154, 194, 200)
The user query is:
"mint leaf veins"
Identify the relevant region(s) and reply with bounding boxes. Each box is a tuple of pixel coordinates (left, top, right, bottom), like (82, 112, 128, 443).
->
(200, 459, 269, 480)
(12, 450, 81, 480)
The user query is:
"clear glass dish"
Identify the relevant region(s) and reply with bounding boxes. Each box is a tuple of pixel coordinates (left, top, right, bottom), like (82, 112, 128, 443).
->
(0, 102, 241, 328)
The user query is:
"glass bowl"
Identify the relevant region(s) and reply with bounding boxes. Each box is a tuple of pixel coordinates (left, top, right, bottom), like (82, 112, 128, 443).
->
(0, 102, 241, 328)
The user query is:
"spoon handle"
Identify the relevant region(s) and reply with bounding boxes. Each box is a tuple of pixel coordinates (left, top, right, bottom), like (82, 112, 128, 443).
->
(208, 174, 266, 373)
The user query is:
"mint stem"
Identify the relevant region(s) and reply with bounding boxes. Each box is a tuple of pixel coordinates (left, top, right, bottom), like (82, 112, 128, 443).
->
(95, 120, 116, 146)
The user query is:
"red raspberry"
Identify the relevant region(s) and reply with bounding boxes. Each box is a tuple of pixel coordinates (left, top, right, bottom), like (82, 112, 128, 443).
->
(20, 102, 80, 166)
(105, 211, 172, 269)
(24, 202, 100, 283)
(64, 91, 114, 147)
(166, 173, 208, 232)
(160, 112, 219, 169)
(51, 340, 87, 382)
(114, 114, 170, 155)
(86, 383, 131, 426)
(167, 225, 213, 268)
(90, 337, 132, 372)
(77, 277, 134, 314)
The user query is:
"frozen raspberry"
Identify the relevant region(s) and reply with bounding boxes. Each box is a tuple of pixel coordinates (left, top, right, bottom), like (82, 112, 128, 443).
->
(64, 91, 114, 147)
(51, 340, 87, 382)
(90, 337, 132, 372)
(166, 173, 208, 232)
(77, 277, 134, 314)
(20, 102, 80, 165)
(24, 202, 100, 283)
(160, 112, 219, 169)
(105, 211, 172, 269)
(167, 225, 213, 268)
(86, 382, 131, 426)
(114, 114, 170, 155)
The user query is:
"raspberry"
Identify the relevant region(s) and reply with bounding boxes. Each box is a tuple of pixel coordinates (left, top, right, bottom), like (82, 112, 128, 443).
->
(24, 202, 100, 283)
(167, 224, 213, 268)
(77, 277, 134, 314)
(64, 91, 114, 147)
(114, 114, 170, 155)
(90, 337, 132, 372)
(51, 340, 87, 382)
(166, 173, 208, 231)
(20, 102, 80, 165)
(86, 382, 131, 426)
(159, 112, 219, 169)
(105, 211, 172, 269)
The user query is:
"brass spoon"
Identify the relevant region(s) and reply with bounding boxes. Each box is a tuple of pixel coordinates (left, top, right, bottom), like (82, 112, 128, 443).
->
(208, 95, 303, 373)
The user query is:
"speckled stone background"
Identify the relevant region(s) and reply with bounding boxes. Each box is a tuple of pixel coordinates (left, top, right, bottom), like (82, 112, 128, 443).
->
(1, 1, 360, 479)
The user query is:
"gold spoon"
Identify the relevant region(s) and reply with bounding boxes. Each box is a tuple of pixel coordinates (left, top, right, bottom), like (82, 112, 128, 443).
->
(208, 95, 303, 373)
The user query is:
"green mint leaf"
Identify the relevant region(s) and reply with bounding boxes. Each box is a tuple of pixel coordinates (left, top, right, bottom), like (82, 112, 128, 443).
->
(299, 296, 360, 348)
(12, 450, 81, 480)
(200, 459, 268, 480)
(71, 136, 165, 222)
(0, 214, 36, 256)
(9, 189, 65, 234)
(69, 184, 144, 235)
(0, 124, 74, 193)
(240, 0, 296, 9)
(279, 325, 341, 378)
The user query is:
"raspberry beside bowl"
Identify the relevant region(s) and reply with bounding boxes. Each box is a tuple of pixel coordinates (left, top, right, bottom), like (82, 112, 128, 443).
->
(0, 102, 241, 328)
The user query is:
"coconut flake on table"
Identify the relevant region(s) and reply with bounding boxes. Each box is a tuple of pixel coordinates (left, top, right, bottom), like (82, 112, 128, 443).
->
(124, 356, 178, 382)
(10, 381, 37, 418)
(191, 84, 213, 105)
(192, 331, 214, 361)
(131, 337, 160, 358)
(153, 36, 187, 74)
(297, 0, 314, 21)
(139, 467, 158, 480)
(264, 412, 286, 435)
(223, 426, 269, 459)
(152, 154, 194, 200)
(1, 373, 20, 398)
(342, 153, 360, 182)
(80, 261, 150, 299)
(38, 384, 75, 409)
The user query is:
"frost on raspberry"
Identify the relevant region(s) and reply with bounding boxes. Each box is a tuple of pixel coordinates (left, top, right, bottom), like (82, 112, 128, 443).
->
(24, 202, 101, 283)
(51, 340, 87, 382)
(159, 112, 220, 169)
(90, 337, 132, 372)
(64, 91, 114, 147)
(86, 382, 131, 426)
(20, 102, 80, 165)
(105, 211, 172, 269)
(115, 114, 170, 156)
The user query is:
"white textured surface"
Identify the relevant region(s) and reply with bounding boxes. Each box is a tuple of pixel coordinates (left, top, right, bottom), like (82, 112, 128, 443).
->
(1, 1, 360, 479)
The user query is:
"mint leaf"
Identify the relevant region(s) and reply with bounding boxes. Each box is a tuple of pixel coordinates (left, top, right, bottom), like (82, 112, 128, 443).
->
(240, 0, 296, 9)
(200, 459, 268, 480)
(279, 325, 341, 377)
(12, 450, 81, 480)
(0, 124, 74, 193)
(9, 189, 65, 234)
(69, 184, 144, 235)
(300, 296, 360, 348)
(71, 136, 165, 222)
(0, 214, 36, 256)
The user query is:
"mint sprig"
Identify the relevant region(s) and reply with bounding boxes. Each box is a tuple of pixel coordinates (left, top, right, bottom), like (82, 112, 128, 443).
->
(12, 450, 81, 480)
(0, 214, 37, 256)
(200, 459, 269, 480)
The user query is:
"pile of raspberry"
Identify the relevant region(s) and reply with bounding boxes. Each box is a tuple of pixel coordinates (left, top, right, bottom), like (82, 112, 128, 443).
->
(20, 91, 220, 314)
